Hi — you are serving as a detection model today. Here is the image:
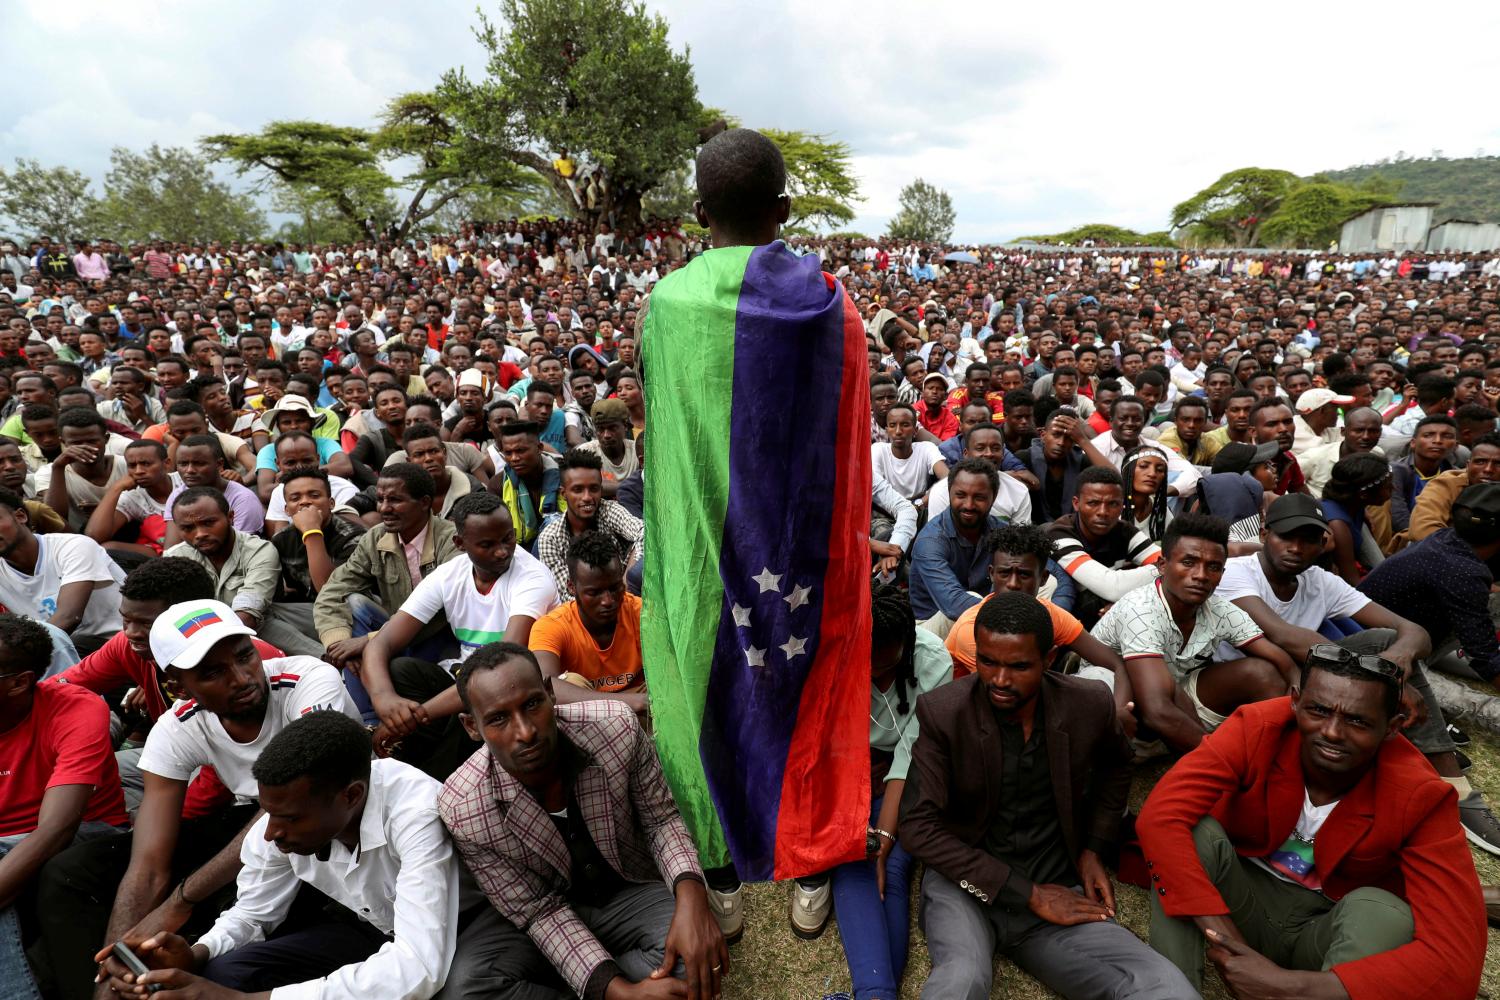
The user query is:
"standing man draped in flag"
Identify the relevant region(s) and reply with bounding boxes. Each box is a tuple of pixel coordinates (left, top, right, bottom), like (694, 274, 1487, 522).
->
(640, 129, 872, 937)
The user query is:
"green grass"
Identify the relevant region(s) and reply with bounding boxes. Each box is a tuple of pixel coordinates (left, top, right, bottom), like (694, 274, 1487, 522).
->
(722, 728, 1500, 999)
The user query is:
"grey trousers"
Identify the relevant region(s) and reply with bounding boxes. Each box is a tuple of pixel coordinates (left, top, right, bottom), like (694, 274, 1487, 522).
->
(918, 870, 1198, 1000)
(258, 603, 327, 658)
(437, 883, 679, 1000)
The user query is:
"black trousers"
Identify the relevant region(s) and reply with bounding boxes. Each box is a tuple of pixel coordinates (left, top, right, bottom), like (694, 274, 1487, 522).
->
(34, 804, 259, 1000)
(390, 657, 482, 781)
(203, 919, 389, 992)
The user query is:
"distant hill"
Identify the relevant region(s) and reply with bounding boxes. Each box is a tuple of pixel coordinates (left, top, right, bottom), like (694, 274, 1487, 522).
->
(1319, 155, 1500, 224)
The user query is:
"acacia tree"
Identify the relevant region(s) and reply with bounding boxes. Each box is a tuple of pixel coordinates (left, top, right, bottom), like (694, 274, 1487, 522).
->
(374, 89, 539, 235)
(0, 159, 97, 239)
(458, 0, 703, 230)
(1170, 168, 1299, 246)
(202, 122, 393, 234)
(760, 128, 859, 232)
(887, 178, 955, 243)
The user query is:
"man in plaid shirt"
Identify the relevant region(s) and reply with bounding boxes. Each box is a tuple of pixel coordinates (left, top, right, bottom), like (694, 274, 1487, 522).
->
(439, 642, 727, 1000)
(535, 448, 645, 603)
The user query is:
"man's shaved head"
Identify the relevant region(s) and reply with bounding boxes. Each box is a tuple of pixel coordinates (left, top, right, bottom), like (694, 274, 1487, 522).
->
(694, 128, 787, 238)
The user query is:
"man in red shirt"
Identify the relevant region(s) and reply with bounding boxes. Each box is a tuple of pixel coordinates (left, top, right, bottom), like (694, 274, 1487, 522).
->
(0, 613, 126, 997)
(52, 557, 282, 819)
(944, 362, 1006, 421)
(914, 372, 960, 440)
(1139, 649, 1485, 999)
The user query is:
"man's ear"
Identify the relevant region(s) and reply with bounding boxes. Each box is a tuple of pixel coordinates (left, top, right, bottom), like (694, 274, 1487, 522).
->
(775, 193, 792, 225)
(692, 201, 710, 231)
(458, 711, 481, 743)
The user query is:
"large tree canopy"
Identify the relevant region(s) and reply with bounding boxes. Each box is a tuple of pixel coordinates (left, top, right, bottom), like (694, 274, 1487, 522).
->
(1171, 166, 1400, 248)
(886, 178, 955, 243)
(0, 159, 96, 240)
(202, 121, 392, 234)
(457, 0, 702, 231)
(1170, 168, 1299, 247)
(92, 145, 265, 243)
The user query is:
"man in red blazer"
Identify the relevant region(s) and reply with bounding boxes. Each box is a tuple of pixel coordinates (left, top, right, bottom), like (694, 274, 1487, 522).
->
(1138, 646, 1485, 1000)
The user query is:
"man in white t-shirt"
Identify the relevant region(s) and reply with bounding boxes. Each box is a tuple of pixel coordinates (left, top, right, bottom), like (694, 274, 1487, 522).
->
(362, 491, 558, 779)
(871, 402, 948, 504)
(1215, 492, 1500, 854)
(54, 599, 360, 1000)
(0, 485, 124, 653)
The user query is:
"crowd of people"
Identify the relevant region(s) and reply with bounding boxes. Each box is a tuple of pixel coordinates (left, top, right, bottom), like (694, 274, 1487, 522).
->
(0, 125, 1497, 1000)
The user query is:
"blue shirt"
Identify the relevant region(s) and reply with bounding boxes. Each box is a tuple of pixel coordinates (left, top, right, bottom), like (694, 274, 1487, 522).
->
(909, 510, 1004, 621)
(255, 437, 343, 471)
(540, 408, 567, 452)
(938, 436, 1027, 471)
(1359, 528, 1500, 680)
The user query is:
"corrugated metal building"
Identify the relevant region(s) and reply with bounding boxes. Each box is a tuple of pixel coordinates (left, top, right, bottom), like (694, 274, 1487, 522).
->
(1338, 203, 1435, 253)
(1426, 220, 1500, 252)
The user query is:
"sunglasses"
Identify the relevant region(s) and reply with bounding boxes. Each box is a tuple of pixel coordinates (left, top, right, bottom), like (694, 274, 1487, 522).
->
(1307, 644, 1403, 688)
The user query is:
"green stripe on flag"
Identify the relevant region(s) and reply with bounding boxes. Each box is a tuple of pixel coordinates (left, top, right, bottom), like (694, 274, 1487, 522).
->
(640, 245, 751, 868)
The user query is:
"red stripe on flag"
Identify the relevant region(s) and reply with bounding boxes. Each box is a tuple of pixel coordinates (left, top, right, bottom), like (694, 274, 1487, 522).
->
(772, 280, 872, 879)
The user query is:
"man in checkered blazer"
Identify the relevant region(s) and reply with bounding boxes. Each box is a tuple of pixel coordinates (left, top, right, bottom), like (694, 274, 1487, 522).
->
(437, 642, 727, 1000)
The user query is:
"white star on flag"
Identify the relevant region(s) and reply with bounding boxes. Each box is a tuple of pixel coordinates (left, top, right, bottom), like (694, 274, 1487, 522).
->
(784, 584, 811, 611)
(780, 635, 807, 660)
(753, 567, 782, 593)
(745, 646, 766, 667)
(731, 603, 752, 628)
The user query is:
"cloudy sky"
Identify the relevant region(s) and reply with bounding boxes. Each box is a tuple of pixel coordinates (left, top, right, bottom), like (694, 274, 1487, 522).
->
(7, 0, 1500, 242)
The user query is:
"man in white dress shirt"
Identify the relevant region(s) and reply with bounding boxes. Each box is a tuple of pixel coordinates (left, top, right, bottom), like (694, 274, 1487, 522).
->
(122, 710, 478, 1000)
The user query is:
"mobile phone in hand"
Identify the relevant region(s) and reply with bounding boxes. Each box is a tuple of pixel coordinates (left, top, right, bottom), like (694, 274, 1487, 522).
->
(110, 941, 161, 994)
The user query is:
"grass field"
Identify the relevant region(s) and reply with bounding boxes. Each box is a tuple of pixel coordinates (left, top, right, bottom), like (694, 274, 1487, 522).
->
(721, 720, 1500, 1000)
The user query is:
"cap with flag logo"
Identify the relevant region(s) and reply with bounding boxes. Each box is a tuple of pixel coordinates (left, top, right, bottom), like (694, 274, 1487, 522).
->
(150, 599, 256, 669)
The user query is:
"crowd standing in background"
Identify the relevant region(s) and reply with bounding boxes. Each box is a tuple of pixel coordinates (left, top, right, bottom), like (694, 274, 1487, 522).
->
(1, 128, 1499, 1000)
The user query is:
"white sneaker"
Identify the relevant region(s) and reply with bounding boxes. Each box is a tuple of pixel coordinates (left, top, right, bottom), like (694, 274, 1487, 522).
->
(791, 878, 832, 939)
(706, 884, 743, 943)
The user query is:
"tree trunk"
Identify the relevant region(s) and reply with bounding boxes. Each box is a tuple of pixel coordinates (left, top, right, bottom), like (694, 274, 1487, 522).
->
(610, 185, 644, 233)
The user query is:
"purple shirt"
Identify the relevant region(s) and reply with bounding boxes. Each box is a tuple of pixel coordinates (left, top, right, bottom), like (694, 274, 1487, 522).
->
(163, 480, 265, 535)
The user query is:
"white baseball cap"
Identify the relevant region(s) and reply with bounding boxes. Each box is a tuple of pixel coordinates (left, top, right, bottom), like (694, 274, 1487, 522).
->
(1295, 387, 1355, 413)
(150, 600, 255, 669)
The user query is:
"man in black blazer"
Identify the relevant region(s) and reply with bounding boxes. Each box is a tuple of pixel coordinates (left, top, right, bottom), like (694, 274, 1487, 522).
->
(901, 592, 1196, 999)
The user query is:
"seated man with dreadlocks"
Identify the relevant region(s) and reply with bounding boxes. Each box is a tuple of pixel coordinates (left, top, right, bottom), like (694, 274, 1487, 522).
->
(788, 584, 955, 992)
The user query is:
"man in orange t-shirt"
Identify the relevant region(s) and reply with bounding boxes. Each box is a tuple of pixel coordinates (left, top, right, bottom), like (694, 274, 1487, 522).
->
(528, 530, 646, 717)
(944, 525, 1126, 693)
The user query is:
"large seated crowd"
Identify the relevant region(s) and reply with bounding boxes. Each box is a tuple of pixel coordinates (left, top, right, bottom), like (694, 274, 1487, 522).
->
(0, 128, 1497, 1000)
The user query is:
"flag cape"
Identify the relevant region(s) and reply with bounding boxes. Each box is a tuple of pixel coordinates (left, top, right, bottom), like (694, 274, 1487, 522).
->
(641, 241, 871, 881)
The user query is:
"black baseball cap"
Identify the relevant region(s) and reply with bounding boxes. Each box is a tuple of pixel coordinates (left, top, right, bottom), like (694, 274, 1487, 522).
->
(1264, 493, 1330, 535)
(1210, 441, 1280, 476)
(1455, 482, 1500, 523)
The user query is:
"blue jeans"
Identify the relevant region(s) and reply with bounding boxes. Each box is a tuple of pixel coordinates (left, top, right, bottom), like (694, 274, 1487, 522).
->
(41, 622, 80, 679)
(830, 794, 914, 1000)
(346, 594, 458, 724)
(0, 821, 122, 1000)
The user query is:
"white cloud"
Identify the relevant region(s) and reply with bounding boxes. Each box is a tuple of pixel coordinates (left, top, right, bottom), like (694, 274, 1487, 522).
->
(4, 0, 1499, 242)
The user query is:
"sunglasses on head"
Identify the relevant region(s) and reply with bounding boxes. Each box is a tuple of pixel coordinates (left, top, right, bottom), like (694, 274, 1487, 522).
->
(1307, 644, 1403, 688)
